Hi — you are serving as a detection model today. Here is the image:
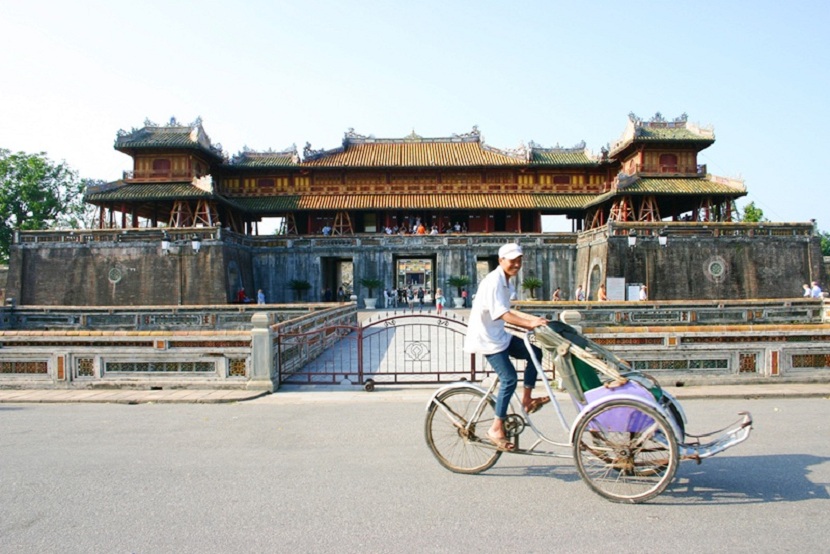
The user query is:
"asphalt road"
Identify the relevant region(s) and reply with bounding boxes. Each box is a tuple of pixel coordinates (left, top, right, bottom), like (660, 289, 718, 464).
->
(1, 392, 828, 553)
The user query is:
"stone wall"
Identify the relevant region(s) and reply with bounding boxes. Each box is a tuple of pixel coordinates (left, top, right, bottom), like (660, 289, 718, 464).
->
(577, 222, 826, 301)
(5, 231, 251, 306)
(7, 224, 825, 306)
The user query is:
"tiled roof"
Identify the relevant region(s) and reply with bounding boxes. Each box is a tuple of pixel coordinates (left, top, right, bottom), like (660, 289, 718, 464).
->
(634, 126, 710, 141)
(584, 177, 746, 209)
(84, 182, 212, 202)
(228, 150, 298, 168)
(531, 148, 599, 166)
(610, 114, 715, 157)
(621, 177, 746, 195)
(230, 194, 598, 213)
(301, 136, 526, 167)
(114, 121, 223, 160)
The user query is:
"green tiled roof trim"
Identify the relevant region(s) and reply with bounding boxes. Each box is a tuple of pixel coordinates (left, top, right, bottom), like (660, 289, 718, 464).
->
(228, 150, 298, 168)
(84, 182, 212, 202)
(625, 178, 745, 195)
(530, 150, 599, 166)
(114, 126, 223, 159)
(583, 177, 746, 208)
(230, 196, 302, 212)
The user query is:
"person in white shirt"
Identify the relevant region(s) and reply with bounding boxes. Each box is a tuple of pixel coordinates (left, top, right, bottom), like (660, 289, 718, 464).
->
(639, 285, 648, 301)
(811, 281, 822, 298)
(464, 243, 549, 452)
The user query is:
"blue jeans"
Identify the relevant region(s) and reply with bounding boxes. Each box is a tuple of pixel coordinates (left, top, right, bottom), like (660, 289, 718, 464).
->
(485, 336, 543, 419)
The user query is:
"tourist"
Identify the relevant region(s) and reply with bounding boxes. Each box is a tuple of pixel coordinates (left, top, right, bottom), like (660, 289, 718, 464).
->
(321, 224, 332, 236)
(461, 288, 468, 307)
(337, 286, 345, 302)
(811, 281, 823, 298)
(639, 285, 648, 301)
(597, 284, 608, 301)
(464, 242, 550, 452)
(407, 288, 416, 311)
(257, 289, 265, 304)
(551, 287, 561, 301)
(803, 283, 812, 297)
(575, 285, 585, 301)
(237, 287, 249, 303)
(417, 287, 425, 309)
(435, 288, 446, 315)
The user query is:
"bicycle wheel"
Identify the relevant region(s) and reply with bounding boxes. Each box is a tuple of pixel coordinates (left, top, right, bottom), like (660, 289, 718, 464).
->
(573, 400, 678, 503)
(424, 387, 501, 474)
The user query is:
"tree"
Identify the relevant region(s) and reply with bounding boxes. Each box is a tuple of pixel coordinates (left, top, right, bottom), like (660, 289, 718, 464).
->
(521, 276, 543, 299)
(288, 279, 311, 301)
(448, 275, 471, 298)
(818, 230, 830, 256)
(740, 201, 767, 223)
(359, 277, 383, 298)
(0, 149, 88, 262)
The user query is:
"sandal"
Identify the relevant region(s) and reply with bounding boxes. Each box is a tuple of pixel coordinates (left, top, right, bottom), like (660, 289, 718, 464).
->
(486, 432, 516, 452)
(525, 396, 551, 414)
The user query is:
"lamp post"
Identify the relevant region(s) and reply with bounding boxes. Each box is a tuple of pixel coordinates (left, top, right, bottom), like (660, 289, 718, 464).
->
(161, 231, 203, 305)
(624, 227, 668, 299)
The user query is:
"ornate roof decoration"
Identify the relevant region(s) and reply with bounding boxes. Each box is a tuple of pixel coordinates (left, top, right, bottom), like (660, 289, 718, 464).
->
(229, 145, 299, 167)
(610, 112, 715, 157)
(114, 117, 224, 160)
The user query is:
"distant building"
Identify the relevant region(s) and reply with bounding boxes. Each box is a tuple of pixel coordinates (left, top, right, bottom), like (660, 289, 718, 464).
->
(6, 113, 822, 306)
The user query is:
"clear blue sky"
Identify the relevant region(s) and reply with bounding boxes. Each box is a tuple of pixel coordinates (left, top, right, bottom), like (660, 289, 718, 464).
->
(2, 0, 828, 227)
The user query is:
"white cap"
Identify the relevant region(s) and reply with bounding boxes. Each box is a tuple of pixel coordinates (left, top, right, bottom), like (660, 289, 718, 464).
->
(498, 243, 523, 260)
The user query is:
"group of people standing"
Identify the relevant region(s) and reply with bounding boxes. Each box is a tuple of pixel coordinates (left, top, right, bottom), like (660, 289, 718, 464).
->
(382, 286, 448, 314)
(803, 281, 823, 298)
(383, 217, 468, 236)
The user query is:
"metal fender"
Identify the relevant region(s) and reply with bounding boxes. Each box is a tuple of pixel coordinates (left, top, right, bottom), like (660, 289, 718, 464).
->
(661, 389, 687, 427)
(425, 382, 491, 411)
(569, 392, 682, 445)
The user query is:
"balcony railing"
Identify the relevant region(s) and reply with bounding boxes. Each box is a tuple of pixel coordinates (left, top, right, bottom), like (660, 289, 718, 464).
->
(631, 164, 707, 176)
(123, 169, 196, 180)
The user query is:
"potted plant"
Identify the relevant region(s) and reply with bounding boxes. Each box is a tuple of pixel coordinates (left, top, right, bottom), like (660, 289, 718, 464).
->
(448, 275, 471, 308)
(288, 279, 311, 302)
(359, 277, 383, 309)
(521, 276, 544, 300)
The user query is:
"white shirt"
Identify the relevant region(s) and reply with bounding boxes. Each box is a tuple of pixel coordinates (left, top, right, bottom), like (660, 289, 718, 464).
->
(811, 285, 822, 298)
(464, 266, 514, 355)
(639, 288, 648, 301)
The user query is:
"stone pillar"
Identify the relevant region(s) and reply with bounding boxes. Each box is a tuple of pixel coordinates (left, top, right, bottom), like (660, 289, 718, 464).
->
(249, 312, 276, 391)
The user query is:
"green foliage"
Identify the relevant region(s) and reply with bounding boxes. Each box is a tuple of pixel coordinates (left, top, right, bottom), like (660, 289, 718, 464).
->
(521, 276, 543, 299)
(359, 277, 383, 297)
(740, 201, 767, 223)
(0, 149, 88, 263)
(288, 279, 311, 300)
(818, 230, 830, 256)
(448, 275, 471, 297)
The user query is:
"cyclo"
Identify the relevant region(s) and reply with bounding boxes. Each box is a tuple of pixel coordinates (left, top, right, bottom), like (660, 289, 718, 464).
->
(424, 315, 753, 503)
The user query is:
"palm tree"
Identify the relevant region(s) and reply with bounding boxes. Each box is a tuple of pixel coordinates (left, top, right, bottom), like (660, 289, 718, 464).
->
(521, 276, 543, 300)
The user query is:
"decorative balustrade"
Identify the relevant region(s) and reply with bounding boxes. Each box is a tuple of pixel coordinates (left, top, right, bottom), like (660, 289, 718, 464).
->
(0, 304, 331, 331)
